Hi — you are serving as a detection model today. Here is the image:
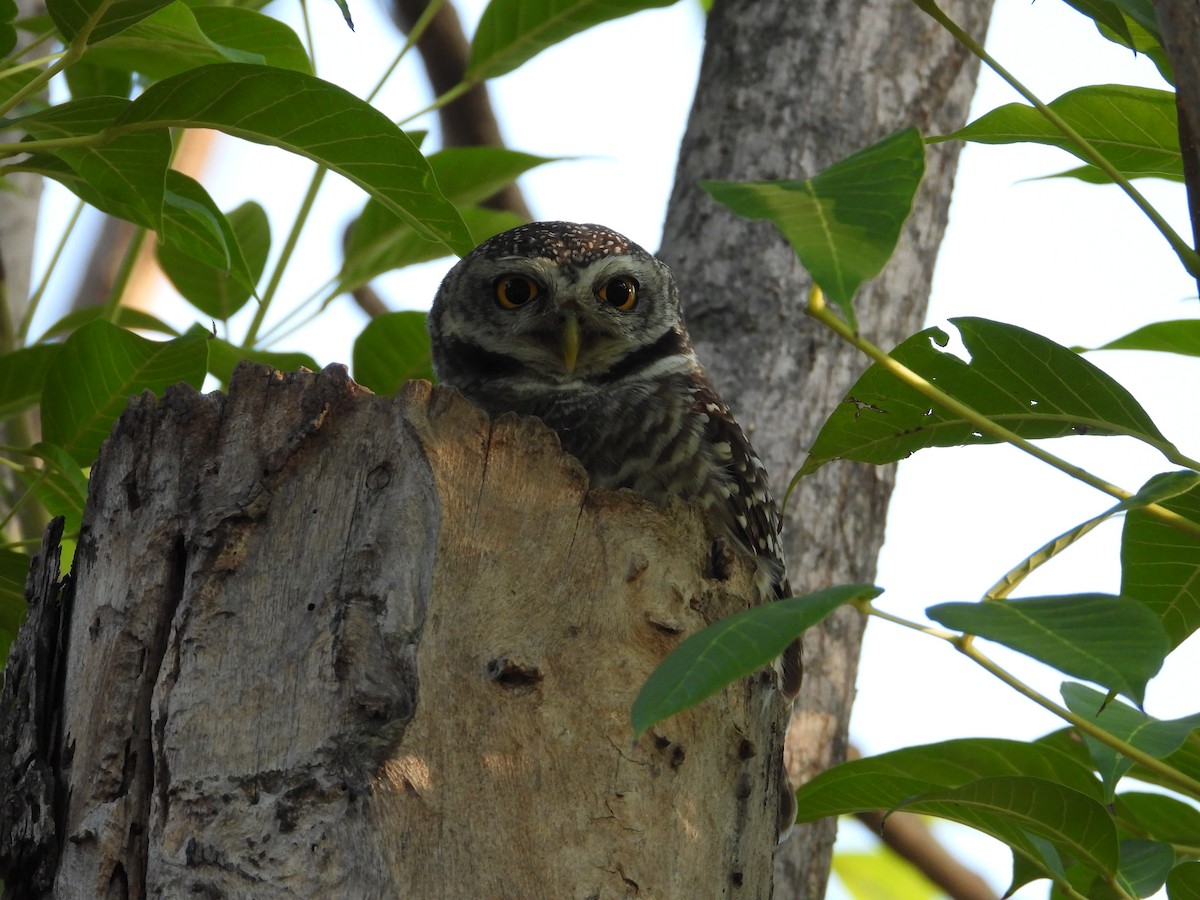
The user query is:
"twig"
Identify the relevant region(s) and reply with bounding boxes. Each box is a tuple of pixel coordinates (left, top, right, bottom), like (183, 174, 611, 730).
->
(388, 0, 533, 219)
(852, 809, 997, 900)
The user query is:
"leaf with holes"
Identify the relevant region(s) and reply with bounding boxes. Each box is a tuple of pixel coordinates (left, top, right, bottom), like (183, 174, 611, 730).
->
(797, 318, 1173, 478)
(631, 585, 878, 740)
(702, 128, 924, 328)
(928, 595, 1168, 704)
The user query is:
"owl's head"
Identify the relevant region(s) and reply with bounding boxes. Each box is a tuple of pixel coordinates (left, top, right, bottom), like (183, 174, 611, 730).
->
(429, 222, 685, 387)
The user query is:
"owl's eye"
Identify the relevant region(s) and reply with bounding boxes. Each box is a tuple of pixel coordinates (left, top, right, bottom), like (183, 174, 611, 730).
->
(597, 275, 638, 311)
(494, 275, 540, 309)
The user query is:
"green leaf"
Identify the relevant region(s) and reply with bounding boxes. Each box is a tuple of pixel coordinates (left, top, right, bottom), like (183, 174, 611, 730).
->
(337, 147, 548, 292)
(158, 199, 269, 319)
(1091, 320, 1200, 359)
(927, 595, 1169, 704)
(1168, 861, 1200, 899)
(35, 305, 179, 342)
(467, 0, 676, 81)
(425, 146, 559, 207)
(15, 97, 172, 230)
(49, 0, 175, 43)
(41, 321, 208, 465)
(897, 776, 1119, 881)
(630, 585, 878, 740)
(203, 336, 317, 385)
(702, 128, 924, 328)
(1115, 792, 1200, 845)
(1061, 682, 1200, 799)
(1060, 0, 1138, 48)
(938, 85, 1181, 183)
(339, 206, 523, 295)
(0, 68, 44, 111)
(1138, 736, 1200, 794)
(1122, 472, 1200, 649)
(352, 311, 435, 394)
(191, 7, 311, 74)
(26, 442, 89, 536)
(65, 59, 134, 99)
(75, 1, 266, 82)
(1063, 0, 1162, 46)
(0, 0, 17, 56)
(793, 738, 1104, 819)
(113, 63, 472, 255)
(1113, 839, 1175, 897)
(0, 549, 28, 663)
(159, 169, 256, 282)
(798, 318, 1174, 478)
(0, 344, 59, 419)
(330, 0, 353, 29)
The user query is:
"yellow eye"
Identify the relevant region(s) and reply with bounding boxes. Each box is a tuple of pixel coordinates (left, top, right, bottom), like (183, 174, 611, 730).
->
(494, 275, 540, 309)
(597, 275, 638, 311)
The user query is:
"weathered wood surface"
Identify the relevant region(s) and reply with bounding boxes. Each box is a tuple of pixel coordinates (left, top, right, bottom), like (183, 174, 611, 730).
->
(3, 363, 789, 898)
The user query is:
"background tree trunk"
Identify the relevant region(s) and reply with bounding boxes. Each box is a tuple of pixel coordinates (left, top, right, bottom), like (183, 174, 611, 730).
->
(2, 363, 788, 898)
(657, 1, 994, 895)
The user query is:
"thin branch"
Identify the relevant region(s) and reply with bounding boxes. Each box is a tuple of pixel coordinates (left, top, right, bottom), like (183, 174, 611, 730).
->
(388, 0, 533, 219)
(911, 0, 1200, 280)
(806, 286, 1200, 541)
(852, 809, 997, 900)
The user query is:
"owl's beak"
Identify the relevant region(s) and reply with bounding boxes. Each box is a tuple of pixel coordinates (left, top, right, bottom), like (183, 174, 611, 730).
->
(560, 314, 580, 374)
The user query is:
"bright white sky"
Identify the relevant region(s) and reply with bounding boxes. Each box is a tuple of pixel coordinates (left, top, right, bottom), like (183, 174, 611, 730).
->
(32, 0, 1200, 896)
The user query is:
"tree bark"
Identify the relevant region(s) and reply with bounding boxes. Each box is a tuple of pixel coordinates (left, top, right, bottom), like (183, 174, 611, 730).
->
(2, 362, 787, 898)
(658, 1, 993, 895)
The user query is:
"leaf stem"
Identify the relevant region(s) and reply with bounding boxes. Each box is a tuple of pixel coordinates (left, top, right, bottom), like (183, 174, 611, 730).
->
(859, 600, 1200, 799)
(984, 509, 1112, 601)
(0, 0, 118, 118)
(397, 81, 473, 128)
(0, 135, 100, 157)
(956, 637, 1200, 799)
(20, 198, 86, 342)
(242, 166, 328, 348)
(806, 286, 1200, 542)
(366, 0, 445, 104)
(910, 0, 1200, 277)
(103, 227, 148, 323)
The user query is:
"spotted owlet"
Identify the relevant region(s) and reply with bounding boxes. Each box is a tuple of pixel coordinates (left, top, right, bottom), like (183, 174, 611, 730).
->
(427, 221, 801, 699)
